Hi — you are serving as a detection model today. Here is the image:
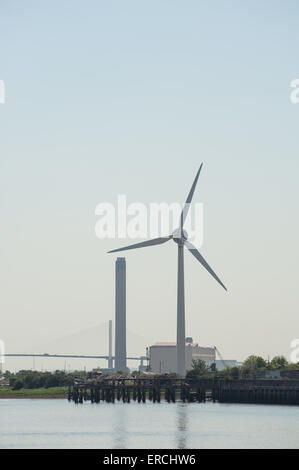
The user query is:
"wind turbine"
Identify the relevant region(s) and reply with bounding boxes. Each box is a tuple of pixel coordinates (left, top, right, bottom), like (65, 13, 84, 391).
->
(108, 164, 227, 377)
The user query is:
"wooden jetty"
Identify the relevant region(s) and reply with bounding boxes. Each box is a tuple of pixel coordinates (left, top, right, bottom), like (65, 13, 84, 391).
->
(215, 379, 299, 405)
(68, 378, 211, 404)
(68, 377, 299, 405)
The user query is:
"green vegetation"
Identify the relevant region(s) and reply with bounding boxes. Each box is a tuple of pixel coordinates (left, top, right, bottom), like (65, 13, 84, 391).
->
(268, 355, 289, 369)
(131, 370, 141, 377)
(1, 369, 87, 396)
(186, 359, 210, 379)
(186, 355, 299, 380)
(1, 354, 298, 397)
(0, 386, 68, 396)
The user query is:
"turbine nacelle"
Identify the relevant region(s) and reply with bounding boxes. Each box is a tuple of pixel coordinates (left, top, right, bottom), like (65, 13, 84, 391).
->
(172, 228, 188, 245)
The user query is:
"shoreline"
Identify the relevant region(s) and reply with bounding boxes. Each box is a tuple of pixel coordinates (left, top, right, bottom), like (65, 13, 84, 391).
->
(0, 386, 68, 399)
(0, 394, 67, 399)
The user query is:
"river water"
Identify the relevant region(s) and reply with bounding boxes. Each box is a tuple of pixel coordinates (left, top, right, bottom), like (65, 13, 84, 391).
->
(0, 399, 298, 449)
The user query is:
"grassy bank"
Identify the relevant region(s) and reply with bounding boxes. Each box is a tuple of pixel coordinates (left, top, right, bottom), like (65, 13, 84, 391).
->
(0, 386, 68, 398)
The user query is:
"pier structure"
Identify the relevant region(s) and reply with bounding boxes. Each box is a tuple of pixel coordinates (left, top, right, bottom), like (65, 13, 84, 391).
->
(68, 378, 299, 405)
(68, 377, 209, 404)
(215, 379, 299, 405)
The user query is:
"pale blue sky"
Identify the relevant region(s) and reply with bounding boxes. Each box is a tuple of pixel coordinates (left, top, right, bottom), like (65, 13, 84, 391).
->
(1, 1, 299, 370)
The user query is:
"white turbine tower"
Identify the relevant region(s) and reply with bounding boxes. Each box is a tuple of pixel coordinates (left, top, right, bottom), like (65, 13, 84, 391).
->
(108, 164, 227, 377)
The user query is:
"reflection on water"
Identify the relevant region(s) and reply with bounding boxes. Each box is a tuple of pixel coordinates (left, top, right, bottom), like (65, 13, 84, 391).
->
(113, 404, 128, 449)
(0, 399, 299, 449)
(176, 404, 188, 449)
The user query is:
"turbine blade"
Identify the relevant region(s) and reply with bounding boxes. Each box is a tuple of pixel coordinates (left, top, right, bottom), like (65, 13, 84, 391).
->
(185, 241, 227, 291)
(180, 163, 203, 230)
(108, 236, 172, 253)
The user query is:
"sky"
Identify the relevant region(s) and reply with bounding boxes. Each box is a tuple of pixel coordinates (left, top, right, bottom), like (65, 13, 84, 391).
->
(0, 0, 299, 371)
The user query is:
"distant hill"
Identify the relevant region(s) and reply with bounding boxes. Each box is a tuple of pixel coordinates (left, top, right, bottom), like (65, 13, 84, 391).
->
(30, 321, 152, 358)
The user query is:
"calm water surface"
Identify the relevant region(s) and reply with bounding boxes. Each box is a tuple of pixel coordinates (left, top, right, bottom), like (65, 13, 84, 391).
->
(0, 399, 298, 449)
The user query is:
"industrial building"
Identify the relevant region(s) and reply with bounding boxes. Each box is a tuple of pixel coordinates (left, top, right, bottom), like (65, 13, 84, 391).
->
(149, 338, 215, 374)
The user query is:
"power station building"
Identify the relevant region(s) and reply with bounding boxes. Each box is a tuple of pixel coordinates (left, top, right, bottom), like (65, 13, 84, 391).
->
(114, 257, 127, 371)
(149, 338, 215, 374)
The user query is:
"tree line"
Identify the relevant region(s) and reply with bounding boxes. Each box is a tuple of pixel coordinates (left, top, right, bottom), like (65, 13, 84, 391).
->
(4, 370, 87, 390)
(3, 355, 299, 389)
(186, 355, 299, 380)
